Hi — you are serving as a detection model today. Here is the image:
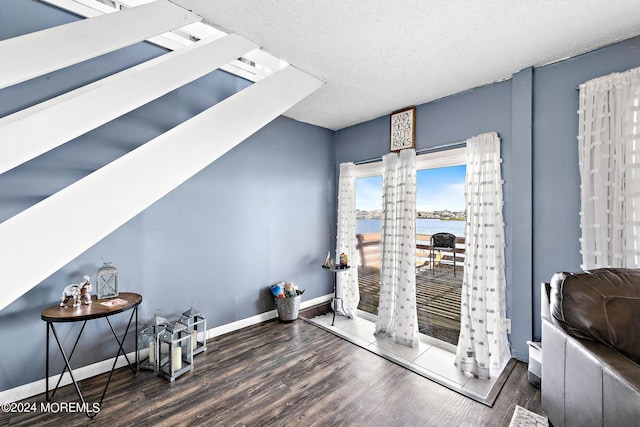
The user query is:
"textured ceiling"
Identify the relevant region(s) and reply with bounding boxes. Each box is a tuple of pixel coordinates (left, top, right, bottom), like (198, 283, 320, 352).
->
(172, 0, 640, 130)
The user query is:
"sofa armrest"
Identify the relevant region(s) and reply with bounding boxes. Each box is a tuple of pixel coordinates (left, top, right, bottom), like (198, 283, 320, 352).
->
(541, 316, 567, 426)
(541, 271, 640, 427)
(541, 282, 551, 322)
(602, 349, 640, 425)
(542, 315, 640, 427)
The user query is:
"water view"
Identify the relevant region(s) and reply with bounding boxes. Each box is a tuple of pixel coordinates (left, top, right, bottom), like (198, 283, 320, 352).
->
(357, 218, 465, 236)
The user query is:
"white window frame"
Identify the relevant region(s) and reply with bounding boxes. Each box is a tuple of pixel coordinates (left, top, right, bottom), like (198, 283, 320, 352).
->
(354, 147, 466, 178)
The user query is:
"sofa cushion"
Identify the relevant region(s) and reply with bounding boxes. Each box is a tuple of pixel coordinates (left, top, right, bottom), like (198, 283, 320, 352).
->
(549, 268, 640, 364)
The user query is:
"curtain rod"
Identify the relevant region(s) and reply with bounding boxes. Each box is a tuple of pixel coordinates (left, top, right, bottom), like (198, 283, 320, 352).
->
(354, 140, 466, 165)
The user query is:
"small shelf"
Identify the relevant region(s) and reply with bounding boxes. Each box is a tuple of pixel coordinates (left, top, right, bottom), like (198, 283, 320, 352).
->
(321, 265, 350, 325)
(321, 265, 351, 273)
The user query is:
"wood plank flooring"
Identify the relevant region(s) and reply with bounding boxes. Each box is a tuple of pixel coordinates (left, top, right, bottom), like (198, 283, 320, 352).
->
(0, 318, 542, 426)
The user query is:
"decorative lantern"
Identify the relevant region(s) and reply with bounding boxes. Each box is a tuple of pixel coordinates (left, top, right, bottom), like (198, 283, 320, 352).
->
(96, 261, 119, 299)
(137, 313, 170, 371)
(157, 320, 193, 381)
(178, 305, 207, 356)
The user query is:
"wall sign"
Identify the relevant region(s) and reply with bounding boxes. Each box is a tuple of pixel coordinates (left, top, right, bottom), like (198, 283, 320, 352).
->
(390, 106, 415, 152)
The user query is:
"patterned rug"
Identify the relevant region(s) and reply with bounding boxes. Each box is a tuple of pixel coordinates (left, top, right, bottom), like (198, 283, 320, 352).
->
(509, 405, 548, 427)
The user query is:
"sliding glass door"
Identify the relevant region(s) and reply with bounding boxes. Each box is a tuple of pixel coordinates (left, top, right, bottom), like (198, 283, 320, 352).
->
(354, 148, 466, 344)
(415, 165, 465, 345)
(355, 175, 382, 316)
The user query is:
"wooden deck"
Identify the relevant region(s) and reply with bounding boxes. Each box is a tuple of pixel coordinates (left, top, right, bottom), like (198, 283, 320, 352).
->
(356, 232, 464, 345)
(357, 264, 462, 345)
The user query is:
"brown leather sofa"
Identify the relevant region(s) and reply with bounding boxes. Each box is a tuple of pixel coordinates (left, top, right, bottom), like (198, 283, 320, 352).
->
(541, 268, 640, 427)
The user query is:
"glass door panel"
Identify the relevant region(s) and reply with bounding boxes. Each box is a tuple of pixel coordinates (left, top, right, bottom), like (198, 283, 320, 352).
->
(415, 165, 466, 345)
(355, 175, 382, 316)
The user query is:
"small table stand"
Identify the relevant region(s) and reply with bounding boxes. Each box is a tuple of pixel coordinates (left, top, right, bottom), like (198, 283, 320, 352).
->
(321, 265, 351, 326)
(41, 292, 142, 419)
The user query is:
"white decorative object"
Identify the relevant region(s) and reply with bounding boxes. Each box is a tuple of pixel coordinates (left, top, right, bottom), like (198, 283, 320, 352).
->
(137, 313, 170, 372)
(323, 251, 331, 267)
(455, 132, 511, 379)
(96, 261, 118, 299)
(509, 405, 548, 427)
(172, 346, 182, 371)
(375, 149, 419, 348)
(59, 275, 92, 307)
(158, 320, 193, 382)
(178, 305, 207, 356)
(190, 331, 198, 351)
(390, 107, 415, 152)
(335, 162, 360, 318)
(578, 66, 640, 269)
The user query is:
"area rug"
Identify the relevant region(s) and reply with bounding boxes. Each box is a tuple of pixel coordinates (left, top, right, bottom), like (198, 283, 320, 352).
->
(509, 405, 548, 427)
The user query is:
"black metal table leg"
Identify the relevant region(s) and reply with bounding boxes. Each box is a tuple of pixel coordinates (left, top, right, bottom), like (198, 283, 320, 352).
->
(45, 322, 49, 402)
(48, 320, 88, 401)
(41, 292, 142, 419)
(322, 265, 351, 326)
(135, 307, 138, 369)
(44, 305, 139, 419)
(97, 307, 138, 411)
(48, 324, 88, 414)
(332, 282, 346, 326)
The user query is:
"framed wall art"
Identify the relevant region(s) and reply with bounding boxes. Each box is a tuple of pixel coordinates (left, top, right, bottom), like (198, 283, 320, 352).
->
(390, 106, 415, 152)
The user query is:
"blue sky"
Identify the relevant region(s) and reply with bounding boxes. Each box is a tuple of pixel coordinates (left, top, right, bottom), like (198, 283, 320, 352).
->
(356, 165, 466, 212)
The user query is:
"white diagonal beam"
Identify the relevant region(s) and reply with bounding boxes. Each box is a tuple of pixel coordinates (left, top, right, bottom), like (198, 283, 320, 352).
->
(0, 34, 257, 175)
(0, 0, 200, 90)
(0, 65, 323, 312)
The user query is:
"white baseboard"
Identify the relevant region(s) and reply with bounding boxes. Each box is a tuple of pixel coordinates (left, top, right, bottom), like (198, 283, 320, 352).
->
(0, 293, 333, 404)
(206, 293, 332, 338)
(0, 351, 136, 405)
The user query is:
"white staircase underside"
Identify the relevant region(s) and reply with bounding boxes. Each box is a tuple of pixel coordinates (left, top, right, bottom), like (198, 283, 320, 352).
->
(0, 0, 200, 89)
(0, 33, 258, 175)
(0, 1, 323, 312)
(41, 0, 286, 82)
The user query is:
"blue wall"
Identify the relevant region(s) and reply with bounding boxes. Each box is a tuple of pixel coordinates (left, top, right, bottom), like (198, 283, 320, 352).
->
(336, 36, 640, 360)
(335, 80, 527, 355)
(532, 36, 640, 338)
(0, 0, 335, 391)
(3, 0, 640, 392)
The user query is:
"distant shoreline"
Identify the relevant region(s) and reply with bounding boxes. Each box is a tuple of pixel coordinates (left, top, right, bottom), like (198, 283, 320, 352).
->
(358, 217, 466, 221)
(357, 217, 466, 237)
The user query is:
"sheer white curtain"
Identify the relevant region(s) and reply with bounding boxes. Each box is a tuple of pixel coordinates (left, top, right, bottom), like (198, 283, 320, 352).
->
(375, 149, 419, 347)
(455, 132, 510, 379)
(578, 67, 640, 269)
(336, 162, 360, 317)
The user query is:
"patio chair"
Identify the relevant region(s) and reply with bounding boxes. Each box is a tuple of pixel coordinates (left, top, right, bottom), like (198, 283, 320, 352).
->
(430, 232, 457, 277)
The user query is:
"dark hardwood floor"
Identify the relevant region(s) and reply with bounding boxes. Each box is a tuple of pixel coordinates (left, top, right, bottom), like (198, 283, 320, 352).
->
(0, 317, 542, 426)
